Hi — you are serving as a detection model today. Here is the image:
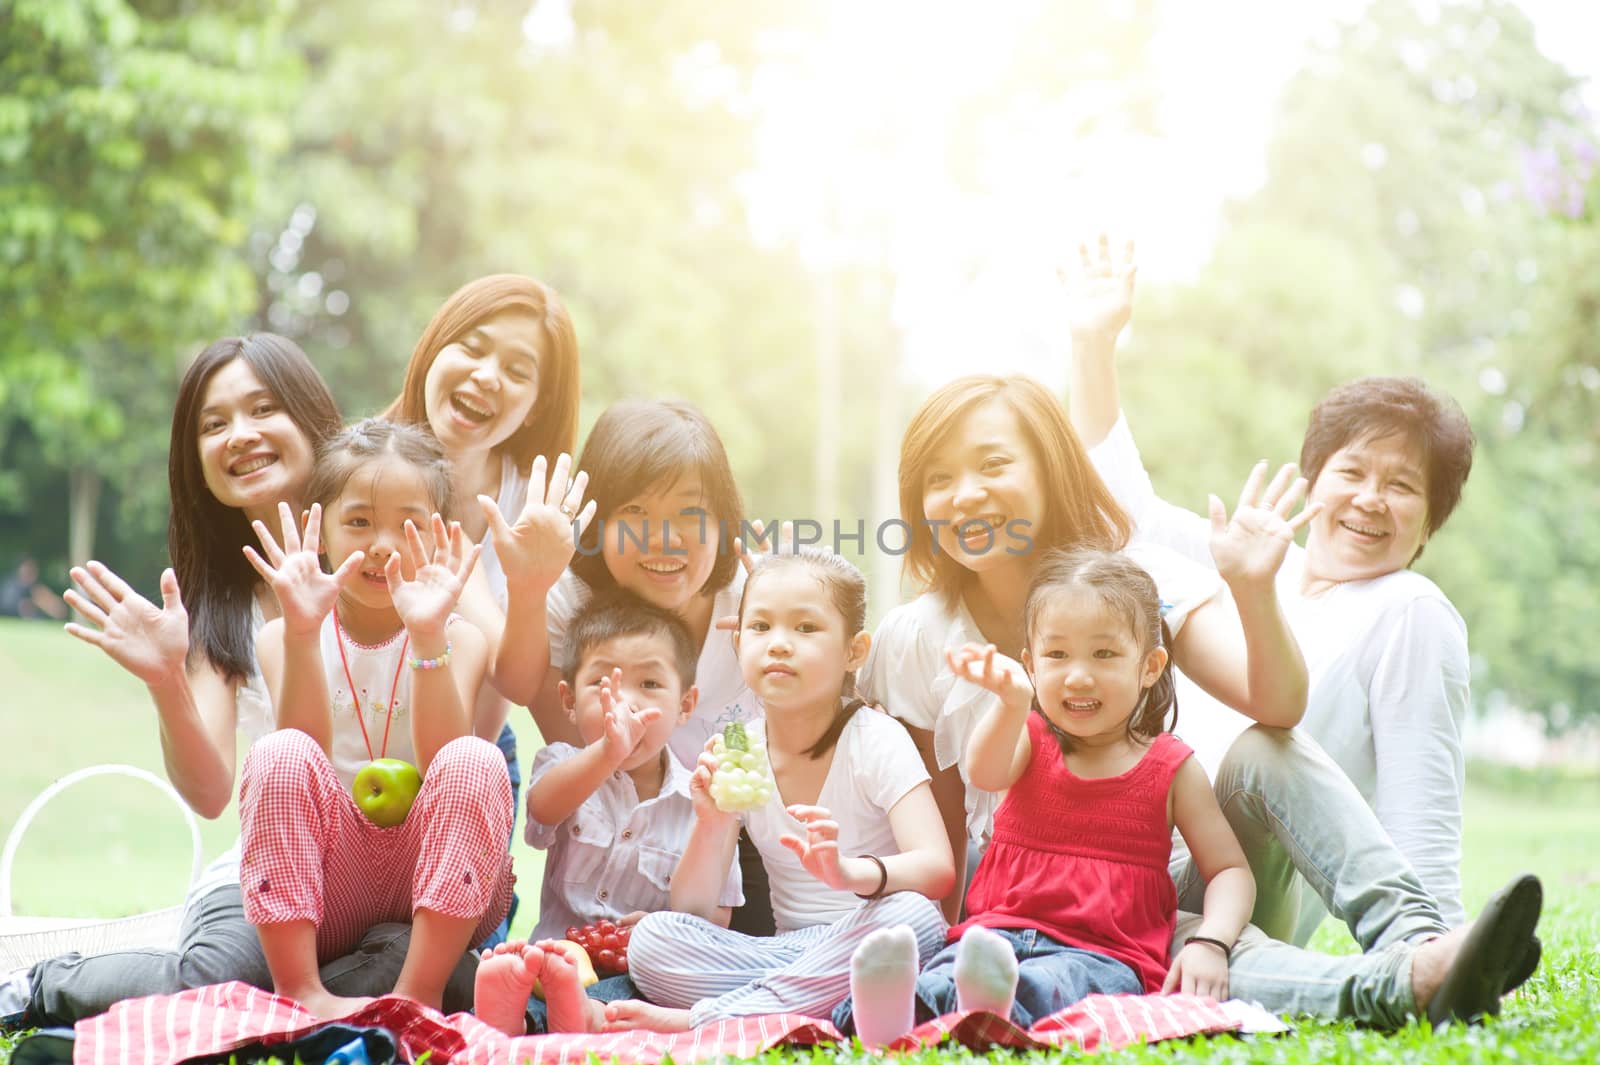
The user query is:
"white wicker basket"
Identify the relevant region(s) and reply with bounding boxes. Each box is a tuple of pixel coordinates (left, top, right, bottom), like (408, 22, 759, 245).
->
(0, 764, 204, 970)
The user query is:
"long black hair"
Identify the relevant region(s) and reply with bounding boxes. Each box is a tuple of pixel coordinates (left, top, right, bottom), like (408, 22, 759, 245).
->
(168, 335, 341, 683)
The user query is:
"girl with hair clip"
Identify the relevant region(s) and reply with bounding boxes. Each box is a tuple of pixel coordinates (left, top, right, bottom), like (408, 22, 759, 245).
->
(597, 549, 955, 1033)
(238, 418, 512, 1020)
(838, 549, 1252, 1046)
(1, 336, 396, 1027)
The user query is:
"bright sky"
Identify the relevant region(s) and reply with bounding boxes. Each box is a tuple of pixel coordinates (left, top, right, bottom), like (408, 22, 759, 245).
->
(727, 0, 1600, 391)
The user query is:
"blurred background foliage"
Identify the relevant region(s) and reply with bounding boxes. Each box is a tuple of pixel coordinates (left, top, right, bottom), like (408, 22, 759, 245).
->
(1, 0, 1596, 729)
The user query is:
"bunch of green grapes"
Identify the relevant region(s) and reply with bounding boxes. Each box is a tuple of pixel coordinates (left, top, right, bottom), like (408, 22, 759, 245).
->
(709, 721, 772, 812)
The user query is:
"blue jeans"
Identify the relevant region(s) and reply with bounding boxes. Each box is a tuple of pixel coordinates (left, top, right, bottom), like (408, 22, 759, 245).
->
(832, 927, 1141, 1033)
(480, 722, 522, 949)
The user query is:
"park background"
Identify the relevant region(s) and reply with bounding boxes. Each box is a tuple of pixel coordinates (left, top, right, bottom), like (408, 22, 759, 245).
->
(2, 1, 1599, 1061)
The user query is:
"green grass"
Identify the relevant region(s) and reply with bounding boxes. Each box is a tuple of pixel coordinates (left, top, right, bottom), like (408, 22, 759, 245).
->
(3, 615, 1598, 1062)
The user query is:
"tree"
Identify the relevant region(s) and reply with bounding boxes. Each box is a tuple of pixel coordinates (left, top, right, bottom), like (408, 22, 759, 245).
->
(0, 0, 297, 573)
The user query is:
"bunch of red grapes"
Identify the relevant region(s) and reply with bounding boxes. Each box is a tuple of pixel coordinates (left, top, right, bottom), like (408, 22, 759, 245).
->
(565, 919, 632, 975)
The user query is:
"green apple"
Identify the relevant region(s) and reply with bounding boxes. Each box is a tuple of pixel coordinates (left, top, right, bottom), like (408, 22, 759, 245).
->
(352, 757, 422, 827)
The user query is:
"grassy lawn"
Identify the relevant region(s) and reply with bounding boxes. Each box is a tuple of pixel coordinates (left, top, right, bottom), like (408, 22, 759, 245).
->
(3, 616, 1597, 1062)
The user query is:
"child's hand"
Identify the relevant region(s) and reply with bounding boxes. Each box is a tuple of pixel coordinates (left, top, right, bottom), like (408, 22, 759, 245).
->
(477, 453, 596, 593)
(779, 804, 856, 892)
(63, 563, 191, 686)
(1059, 233, 1137, 344)
(688, 737, 735, 824)
(946, 643, 1034, 714)
(244, 502, 362, 637)
(1162, 941, 1230, 1000)
(596, 668, 662, 765)
(1208, 461, 1324, 592)
(388, 515, 482, 640)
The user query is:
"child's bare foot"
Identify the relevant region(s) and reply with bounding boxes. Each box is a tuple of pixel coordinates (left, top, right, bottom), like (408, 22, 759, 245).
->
(536, 943, 606, 1033)
(603, 999, 693, 1032)
(474, 941, 542, 1037)
(294, 987, 375, 1021)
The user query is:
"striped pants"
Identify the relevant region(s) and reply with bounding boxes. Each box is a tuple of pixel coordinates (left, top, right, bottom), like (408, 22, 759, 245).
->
(239, 729, 515, 961)
(628, 891, 946, 1026)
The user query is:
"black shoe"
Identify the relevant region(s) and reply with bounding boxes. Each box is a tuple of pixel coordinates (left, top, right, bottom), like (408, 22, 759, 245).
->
(1426, 873, 1543, 1028)
(1502, 935, 1542, 996)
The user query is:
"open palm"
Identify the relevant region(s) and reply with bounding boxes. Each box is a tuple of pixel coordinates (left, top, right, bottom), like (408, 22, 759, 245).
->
(480, 453, 595, 591)
(63, 562, 190, 685)
(1062, 234, 1137, 341)
(1209, 462, 1323, 589)
(244, 502, 360, 637)
(386, 514, 480, 635)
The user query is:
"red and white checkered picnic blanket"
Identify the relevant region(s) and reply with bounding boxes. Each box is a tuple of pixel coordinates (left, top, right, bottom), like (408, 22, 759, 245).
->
(73, 981, 1242, 1064)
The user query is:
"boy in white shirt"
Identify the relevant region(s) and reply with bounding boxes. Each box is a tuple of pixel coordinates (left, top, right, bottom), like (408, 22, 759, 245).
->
(474, 591, 743, 1035)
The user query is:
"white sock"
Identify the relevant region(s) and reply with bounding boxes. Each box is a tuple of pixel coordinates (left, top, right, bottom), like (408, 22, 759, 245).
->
(850, 924, 920, 1047)
(954, 925, 1018, 1016)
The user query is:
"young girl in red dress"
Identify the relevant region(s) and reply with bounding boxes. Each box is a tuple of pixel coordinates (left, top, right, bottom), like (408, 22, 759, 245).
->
(842, 547, 1255, 1046)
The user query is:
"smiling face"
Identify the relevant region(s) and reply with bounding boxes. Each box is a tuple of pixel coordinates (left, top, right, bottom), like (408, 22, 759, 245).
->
(422, 309, 543, 457)
(735, 566, 869, 714)
(196, 358, 317, 521)
(601, 477, 721, 612)
(1303, 431, 1430, 586)
(320, 456, 440, 615)
(562, 631, 696, 773)
(918, 399, 1047, 576)
(1024, 588, 1167, 748)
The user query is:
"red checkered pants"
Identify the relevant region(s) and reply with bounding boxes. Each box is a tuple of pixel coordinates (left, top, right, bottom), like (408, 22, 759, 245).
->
(238, 729, 515, 961)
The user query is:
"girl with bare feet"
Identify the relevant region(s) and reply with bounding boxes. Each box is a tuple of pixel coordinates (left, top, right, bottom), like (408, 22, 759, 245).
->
(238, 420, 514, 1020)
(606, 550, 956, 1032)
(473, 940, 608, 1036)
(838, 549, 1255, 1045)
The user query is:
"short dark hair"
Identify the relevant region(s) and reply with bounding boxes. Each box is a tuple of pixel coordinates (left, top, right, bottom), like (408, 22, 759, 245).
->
(570, 400, 744, 595)
(305, 418, 454, 519)
(1299, 376, 1475, 555)
(563, 590, 698, 691)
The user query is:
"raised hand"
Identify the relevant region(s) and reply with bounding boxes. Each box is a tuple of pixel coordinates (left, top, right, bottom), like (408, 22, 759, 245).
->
(779, 804, 851, 890)
(63, 562, 190, 686)
(1060, 233, 1137, 343)
(386, 514, 482, 639)
(596, 668, 663, 764)
(477, 453, 596, 593)
(244, 502, 362, 637)
(1208, 461, 1324, 591)
(946, 642, 1034, 714)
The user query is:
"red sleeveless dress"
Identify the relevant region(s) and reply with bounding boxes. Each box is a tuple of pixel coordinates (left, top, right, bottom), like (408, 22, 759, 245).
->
(953, 714, 1193, 992)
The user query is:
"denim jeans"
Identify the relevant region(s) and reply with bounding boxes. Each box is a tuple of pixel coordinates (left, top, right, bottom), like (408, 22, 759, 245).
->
(1168, 725, 1449, 1028)
(832, 927, 1142, 1033)
(481, 721, 523, 949)
(23, 891, 475, 1025)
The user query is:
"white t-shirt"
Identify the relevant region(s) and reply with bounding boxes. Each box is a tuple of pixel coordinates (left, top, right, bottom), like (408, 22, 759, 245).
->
(545, 567, 761, 766)
(1088, 412, 1468, 924)
(740, 708, 931, 933)
(525, 742, 743, 940)
(861, 542, 1218, 847)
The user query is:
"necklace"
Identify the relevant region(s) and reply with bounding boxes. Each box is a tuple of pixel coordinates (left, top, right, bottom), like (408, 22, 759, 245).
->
(333, 610, 410, 761)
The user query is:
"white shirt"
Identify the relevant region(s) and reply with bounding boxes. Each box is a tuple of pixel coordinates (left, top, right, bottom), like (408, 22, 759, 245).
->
(861, 542, 1218, 847)
(741, 709, 931, 933)
(526, 742, 743, 940)
(1089, 412, 1468, 924)
(545, 567, 761, 766)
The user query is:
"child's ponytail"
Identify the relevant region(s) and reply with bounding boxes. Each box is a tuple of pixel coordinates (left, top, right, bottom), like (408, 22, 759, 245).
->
(1128, 615, 1179, 741)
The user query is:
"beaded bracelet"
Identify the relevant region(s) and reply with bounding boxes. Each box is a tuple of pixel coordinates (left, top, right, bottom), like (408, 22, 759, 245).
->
(406, 641, 453, 671)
